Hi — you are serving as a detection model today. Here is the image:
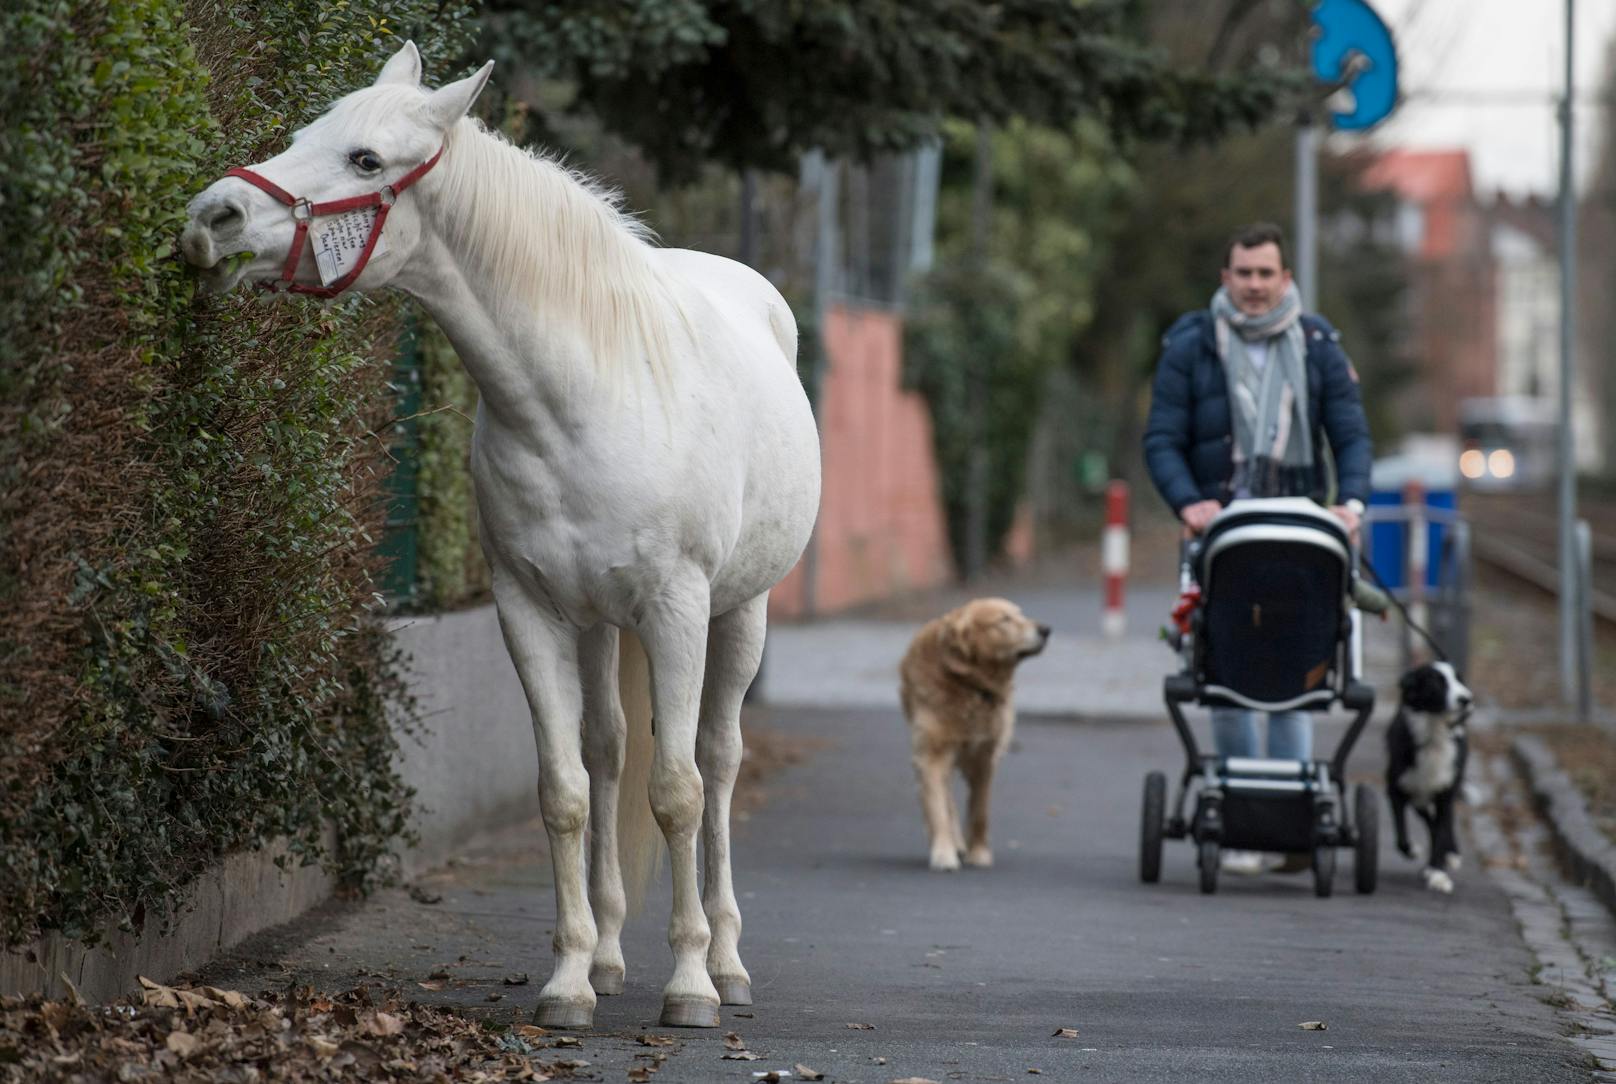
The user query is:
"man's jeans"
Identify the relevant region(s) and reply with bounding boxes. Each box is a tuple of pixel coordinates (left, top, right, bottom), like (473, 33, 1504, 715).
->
(1211, 708, 1313, 761)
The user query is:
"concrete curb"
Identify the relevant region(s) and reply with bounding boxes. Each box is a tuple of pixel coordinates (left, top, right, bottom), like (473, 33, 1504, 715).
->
(2, 603, 537, 1004)
(1512, 734, 1616, 921)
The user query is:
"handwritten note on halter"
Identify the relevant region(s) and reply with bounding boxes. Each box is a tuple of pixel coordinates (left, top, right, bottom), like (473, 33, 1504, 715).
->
(309, 207, 388, 286)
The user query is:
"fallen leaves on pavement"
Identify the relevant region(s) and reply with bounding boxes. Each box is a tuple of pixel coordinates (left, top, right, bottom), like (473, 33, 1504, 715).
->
(795, 1064, 824, 1080)
(0, 980, 604, 1081)
(845, 1021, 876, 1030)
(1298, 1020, 1328, 1031)
(1052, 1027, 1080, 1038)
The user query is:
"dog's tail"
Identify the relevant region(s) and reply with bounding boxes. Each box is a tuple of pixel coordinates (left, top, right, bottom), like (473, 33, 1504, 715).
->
(617, 628, 663, 915)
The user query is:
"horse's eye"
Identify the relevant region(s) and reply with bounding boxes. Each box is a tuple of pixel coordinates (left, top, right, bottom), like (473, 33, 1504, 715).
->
(349, 149, 383, 173)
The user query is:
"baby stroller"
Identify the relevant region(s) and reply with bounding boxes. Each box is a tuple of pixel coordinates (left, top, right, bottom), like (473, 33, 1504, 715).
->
(1140, 497, 1379, 897)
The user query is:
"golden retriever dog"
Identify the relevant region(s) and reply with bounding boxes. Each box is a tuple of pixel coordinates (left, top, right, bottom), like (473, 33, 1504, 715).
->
(899, 598, 1050, 871)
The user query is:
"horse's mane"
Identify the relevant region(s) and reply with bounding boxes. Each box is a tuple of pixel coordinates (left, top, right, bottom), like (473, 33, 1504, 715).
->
(432, 118, 687, 380)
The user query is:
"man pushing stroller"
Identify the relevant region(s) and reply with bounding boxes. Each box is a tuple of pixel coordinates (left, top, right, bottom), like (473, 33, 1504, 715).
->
(1142, 222, 1374, 875)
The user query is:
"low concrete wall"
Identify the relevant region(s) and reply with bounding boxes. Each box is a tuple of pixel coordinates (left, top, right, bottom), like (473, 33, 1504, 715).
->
(0, 838, 333, 1003)
(1, 603, 535, 1002)
(389, 605, 538, 878)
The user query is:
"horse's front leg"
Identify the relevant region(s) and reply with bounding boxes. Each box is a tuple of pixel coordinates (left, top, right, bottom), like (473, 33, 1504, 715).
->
(697, 593, 767, 1007)
(641, 578, 722, 1027)
(578, 623, 627, 996)
(492, 586, 595, 1028)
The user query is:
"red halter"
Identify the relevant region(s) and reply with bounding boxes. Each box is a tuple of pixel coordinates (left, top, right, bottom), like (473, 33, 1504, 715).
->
(224, 145, 443, 298)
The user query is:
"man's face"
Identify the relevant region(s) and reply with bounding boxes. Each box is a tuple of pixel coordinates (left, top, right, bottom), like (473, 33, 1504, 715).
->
(1220, 241, 1292, 317)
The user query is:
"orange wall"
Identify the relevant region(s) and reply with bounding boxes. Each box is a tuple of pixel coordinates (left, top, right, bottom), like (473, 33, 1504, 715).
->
(770, 304, 954, 618)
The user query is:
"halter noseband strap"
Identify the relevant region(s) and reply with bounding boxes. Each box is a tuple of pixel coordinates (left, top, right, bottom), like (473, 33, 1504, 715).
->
(224, 144, 444, 299)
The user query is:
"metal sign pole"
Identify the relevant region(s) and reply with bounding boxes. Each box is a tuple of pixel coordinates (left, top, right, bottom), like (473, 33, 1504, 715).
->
(1296, 113, 1319, 313)
(1557, 0, 1582, 712)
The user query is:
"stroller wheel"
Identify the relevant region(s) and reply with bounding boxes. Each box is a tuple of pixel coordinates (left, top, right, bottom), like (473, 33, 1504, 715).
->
(1198, 840, 1219, 895)
(1354, 783, 1379, 894)
(1312, 844, 1336, 898)
(1140, 772, 1166, 884)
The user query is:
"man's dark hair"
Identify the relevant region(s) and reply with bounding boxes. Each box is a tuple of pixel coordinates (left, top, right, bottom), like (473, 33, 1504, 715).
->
(1224, 222, 1289, 269)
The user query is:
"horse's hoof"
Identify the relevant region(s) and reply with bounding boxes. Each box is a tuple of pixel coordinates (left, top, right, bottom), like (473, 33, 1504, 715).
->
(713, 977, 752, 1006)
(659, 996, 721, 1028)
(533, 998, 594, 1029)
(589, 966, 625, 996)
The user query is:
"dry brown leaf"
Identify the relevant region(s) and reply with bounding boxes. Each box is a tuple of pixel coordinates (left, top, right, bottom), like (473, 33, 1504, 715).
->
(165, 1031, 200, 1058)
(722, 1050, 765, 1061)
(890, 1078, 941, 1084)
(628, 1070, 654, 1083)
(846, 1022, 876, 1030)
(202, 987, 250, 1010)
(637, 1034, 676, 1047)
(1052, 1027, 1080, 1039)
(1027, 1070, 1042, 1076)
(723, 1031, 748, 1051)
(553, 1035, 582, 1047)
(503, 973, 530, 986)
(365, 1011, 405, 1037)
(307, 1035, 341, 1057)
(1298, 1021, 1327, 1031)
(795, 1064, 825, 1080)
(515, 1025, 549, 1040)
(753, 1074, 784, 1084)
(416, 981, 446, 991)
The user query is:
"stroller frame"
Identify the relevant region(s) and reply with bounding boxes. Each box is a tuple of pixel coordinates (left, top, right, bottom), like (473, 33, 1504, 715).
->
(1141, 498, 1380, 897)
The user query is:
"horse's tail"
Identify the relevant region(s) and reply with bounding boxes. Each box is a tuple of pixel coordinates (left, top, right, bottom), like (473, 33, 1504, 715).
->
(616, 627, 663, 915)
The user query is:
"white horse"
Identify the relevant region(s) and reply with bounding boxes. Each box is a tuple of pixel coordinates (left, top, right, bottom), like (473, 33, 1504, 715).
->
(181, 43, 820, 1029)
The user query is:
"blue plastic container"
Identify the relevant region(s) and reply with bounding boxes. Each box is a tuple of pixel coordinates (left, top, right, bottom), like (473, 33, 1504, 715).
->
(1366, 454, 1458, 591)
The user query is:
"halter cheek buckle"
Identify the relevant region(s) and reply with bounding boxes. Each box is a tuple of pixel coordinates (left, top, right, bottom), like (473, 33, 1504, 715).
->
(292, 197, 314, 222)
(379, 185, 398, 208)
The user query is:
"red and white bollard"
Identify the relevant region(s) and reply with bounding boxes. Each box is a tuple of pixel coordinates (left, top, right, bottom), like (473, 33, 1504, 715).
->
(1103, 480, 1130, 638)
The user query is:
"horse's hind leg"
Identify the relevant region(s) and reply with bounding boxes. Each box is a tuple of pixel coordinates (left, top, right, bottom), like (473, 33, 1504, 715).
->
(493, 587, 596, 1028)
(579, 623, 627, 995)
(697, 593, 767, 1006)
(641, 578, 722, 1027)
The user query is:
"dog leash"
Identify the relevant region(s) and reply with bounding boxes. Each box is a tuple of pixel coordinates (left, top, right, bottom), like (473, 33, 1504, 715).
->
(1357, 553, 1453, 663)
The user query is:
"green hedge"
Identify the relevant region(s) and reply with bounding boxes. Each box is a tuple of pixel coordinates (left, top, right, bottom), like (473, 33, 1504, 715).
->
(0, 0, 475, 946)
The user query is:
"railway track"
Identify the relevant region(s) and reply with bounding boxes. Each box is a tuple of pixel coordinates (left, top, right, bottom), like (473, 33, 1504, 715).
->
(1463, 491, 1616, 626)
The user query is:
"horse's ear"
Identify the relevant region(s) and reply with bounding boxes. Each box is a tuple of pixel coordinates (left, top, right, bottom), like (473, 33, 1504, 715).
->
(424, 60, 494, 130)
(376, 40, 423, 87)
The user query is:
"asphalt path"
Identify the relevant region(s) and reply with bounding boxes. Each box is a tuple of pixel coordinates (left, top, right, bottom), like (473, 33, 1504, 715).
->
(201, 704, 1590, 1083)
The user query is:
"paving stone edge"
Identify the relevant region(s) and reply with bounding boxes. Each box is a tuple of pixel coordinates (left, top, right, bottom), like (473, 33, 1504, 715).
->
(1512, 734, 1616, 922)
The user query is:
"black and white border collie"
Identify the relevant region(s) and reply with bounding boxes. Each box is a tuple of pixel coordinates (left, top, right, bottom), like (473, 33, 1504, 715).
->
(1385, 661, 1474, 894)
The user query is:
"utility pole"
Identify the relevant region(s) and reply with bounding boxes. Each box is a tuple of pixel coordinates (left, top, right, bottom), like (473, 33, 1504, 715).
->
(963, 122, 993, 582)
(1557, 0, 1583, 715)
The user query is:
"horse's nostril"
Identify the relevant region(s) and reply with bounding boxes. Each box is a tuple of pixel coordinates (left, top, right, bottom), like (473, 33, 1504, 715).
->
(206, 200, 244, 234)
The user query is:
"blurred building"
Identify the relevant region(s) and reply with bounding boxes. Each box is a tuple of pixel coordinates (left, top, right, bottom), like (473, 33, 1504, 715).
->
(1360, 149, 1497, 434)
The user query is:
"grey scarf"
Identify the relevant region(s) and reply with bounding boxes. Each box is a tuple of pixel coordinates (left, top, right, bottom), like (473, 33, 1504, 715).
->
(1211, 283, 1312, 498)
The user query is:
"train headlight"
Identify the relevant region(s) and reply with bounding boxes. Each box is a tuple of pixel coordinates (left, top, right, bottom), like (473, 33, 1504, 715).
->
(1459, 449, 1486, 479)
(1488, 448, 1516, 479)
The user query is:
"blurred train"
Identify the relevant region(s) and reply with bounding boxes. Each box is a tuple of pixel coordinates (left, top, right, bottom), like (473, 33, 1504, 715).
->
(1456, 396, 1557, 492)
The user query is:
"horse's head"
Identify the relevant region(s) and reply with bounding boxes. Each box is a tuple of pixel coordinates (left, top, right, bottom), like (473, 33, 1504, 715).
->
(182, 41, 491, 296)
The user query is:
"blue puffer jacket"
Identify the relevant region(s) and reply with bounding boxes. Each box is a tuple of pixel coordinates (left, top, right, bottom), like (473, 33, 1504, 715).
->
(1142, 310, 1372, 514)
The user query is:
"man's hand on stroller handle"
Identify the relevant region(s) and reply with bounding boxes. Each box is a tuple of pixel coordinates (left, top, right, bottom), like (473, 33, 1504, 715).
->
(1180, 499, 1222, 534)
